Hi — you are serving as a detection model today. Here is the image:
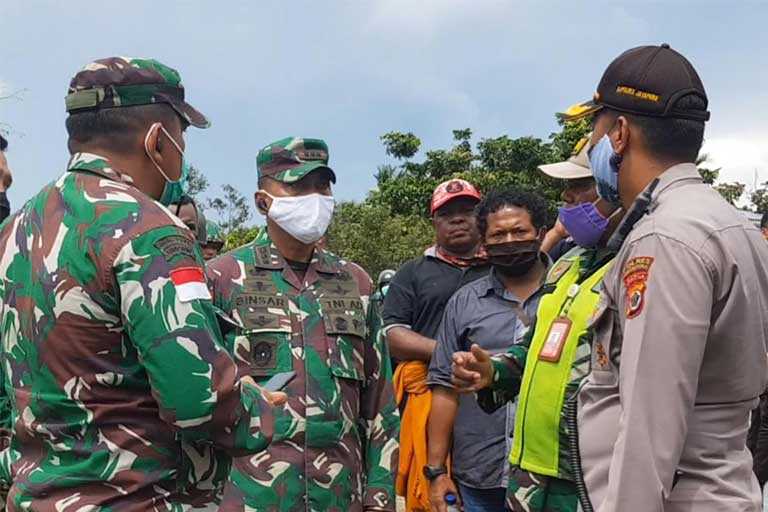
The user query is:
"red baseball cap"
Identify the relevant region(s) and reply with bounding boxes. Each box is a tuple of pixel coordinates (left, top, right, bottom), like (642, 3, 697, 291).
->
(430, 179, 481, 215)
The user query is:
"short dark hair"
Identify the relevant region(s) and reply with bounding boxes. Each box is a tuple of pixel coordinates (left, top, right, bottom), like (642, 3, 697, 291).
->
(476, 189, 549, 237)
(602, 94, 706, 163)
(66, 103, 179, 153)
(761, 211, 768, 229)
(0, 134, 7, 152)
(174, 194, 197, 207)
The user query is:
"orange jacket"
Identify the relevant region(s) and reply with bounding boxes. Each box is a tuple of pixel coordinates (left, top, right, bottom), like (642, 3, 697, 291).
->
(394, 361, 443, 512)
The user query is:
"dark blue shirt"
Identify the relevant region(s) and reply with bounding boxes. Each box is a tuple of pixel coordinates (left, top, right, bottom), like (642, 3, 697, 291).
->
(427, 267, 545, 489)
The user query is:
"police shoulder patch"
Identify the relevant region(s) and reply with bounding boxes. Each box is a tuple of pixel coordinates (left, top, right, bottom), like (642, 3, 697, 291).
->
(154, 235, 196, 262)
(622, 256, 654, 319)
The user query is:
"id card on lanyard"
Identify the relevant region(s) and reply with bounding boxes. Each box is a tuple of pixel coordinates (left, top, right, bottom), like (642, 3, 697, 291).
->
(538, 283, 580, 363)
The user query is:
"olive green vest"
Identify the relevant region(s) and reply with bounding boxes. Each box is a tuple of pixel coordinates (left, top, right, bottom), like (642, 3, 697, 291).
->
(509, 250, 613, 477)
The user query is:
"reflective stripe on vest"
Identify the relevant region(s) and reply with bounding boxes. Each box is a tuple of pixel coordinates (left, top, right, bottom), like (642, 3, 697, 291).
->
(508, 253, 613, 477)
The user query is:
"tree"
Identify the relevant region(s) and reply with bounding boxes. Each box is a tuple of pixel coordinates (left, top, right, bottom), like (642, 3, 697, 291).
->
(325, 202, 434, 277)
(548, 117, 591, 163)
(696, 153, 721, 185)
(186, 165, 209, 197)
(713, 182, 746, 206)
(751, 186, 768, 214)
(207, 184, 252, 233)
(225, 226, 261, 251)
(381, 131, 421, 160)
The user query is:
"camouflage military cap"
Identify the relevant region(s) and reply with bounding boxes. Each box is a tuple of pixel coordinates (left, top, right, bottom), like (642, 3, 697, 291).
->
(65, 57, 210, 128)
(205, 220, 225, 245)
(257, 137, 336, 184)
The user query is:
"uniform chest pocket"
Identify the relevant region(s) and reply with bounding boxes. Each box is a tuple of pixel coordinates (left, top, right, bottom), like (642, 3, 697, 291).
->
(237, 331, 293, 378)
(320, 297, 367, 382)
(232, 292, 293, 378)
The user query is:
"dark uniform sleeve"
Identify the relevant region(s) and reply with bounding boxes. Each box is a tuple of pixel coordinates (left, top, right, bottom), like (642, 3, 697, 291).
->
(382, 261, 416, 329)
(114, 225, 277, 456)
(475, 322, 533, 413)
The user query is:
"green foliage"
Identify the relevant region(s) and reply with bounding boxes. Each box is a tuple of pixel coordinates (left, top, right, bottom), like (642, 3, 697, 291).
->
(225, 226, 261, 251)
(751, 186, 768, 214)
(713, 182, 746, 205)
(341, 121, 593, 273)
(695, 153, 721, 185)
(325, 202, 434, 278)
(207, 184, 252, 233)
(381, 131, 421, 160)
(186, 165, 209, 197)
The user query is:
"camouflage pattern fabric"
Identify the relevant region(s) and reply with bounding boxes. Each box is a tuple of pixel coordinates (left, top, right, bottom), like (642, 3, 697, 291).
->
(0, 153, 278, 511)
(256, 137, 336, 184)
(476, 248, 614, 512)
(205, 220, 225, 245)
(506, 468, 578, 512)
(65, 57, 209, 128)
(207, 228, 399, 511)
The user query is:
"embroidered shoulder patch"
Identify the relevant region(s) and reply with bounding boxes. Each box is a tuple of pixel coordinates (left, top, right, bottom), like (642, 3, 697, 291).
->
(546, 259, 573, 285)
(154, 235, 196, 262)
(623, 256, 654, 319)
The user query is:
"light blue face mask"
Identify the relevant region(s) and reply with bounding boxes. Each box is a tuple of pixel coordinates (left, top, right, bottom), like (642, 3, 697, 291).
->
(144, 123, 188, 206)
(588, 134, 622, 206)
(158, 158, 190, 206)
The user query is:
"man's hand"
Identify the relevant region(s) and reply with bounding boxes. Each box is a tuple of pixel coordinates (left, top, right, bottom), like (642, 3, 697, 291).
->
(451, 344, 493, 393)
(241, 375, 287, 406)
(428, 474, 459, 512)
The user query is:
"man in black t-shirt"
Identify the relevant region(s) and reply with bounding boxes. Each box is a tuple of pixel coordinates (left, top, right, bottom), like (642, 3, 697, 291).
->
(383, 179, 489, 361)
(383, 179, 489, 509)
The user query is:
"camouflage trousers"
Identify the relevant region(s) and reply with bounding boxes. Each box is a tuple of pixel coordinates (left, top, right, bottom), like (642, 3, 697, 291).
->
(506, 467, 578, 512)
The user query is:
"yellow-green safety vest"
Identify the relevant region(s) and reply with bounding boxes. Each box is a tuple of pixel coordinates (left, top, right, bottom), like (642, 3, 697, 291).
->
(508, 250, 613, 477)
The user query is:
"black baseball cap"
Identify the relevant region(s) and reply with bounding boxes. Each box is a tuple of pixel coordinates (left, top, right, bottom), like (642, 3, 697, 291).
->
(559, 44, 710, 122)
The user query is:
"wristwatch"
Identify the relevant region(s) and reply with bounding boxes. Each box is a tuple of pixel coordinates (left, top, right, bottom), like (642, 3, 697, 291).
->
(422, 465, 448, 481)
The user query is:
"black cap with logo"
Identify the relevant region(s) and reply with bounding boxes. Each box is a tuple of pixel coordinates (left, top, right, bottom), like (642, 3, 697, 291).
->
(559, 44, 710, 122)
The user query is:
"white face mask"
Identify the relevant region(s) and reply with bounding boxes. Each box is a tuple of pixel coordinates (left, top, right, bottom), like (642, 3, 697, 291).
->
(262, 192, 335, 244)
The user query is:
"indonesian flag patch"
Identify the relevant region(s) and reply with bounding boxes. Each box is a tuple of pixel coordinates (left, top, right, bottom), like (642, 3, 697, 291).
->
(623, 256, 654, 319)
(170, 266, 211, 302)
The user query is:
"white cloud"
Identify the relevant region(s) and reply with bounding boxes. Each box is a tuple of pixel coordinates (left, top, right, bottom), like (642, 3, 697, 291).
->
(702, 134, 768, 189)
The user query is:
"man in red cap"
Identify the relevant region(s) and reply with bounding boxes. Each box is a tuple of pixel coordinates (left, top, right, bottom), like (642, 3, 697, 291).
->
(382, 179, 488, 511)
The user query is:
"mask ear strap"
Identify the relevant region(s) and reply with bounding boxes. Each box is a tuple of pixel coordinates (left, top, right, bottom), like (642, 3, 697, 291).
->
(158, 124, 184, 155)
(144, 123, 173, 181)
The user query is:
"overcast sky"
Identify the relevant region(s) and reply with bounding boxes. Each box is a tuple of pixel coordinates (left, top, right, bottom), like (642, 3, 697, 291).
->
(2, 1, 767, 217)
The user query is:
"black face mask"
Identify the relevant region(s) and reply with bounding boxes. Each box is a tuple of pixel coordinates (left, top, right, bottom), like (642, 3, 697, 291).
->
(486, 239, 541, 277)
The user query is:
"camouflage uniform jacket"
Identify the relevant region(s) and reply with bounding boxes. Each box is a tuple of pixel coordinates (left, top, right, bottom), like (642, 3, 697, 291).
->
(0, 153, 278, 511)
(207, 229, 400, 511)
(476, 248, 614, 511)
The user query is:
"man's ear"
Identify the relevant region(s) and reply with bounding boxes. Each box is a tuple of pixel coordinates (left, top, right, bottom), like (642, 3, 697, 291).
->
(611, 116, 630, 156)
(254, 190, 271, 216)
(144, 122, 164, 162)
(537, 227, 547, 243)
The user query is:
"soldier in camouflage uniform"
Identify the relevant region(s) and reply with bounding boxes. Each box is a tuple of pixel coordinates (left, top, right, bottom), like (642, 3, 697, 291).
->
(0, 57, 283, 511)
(207, 137, 400, 511)
(202, 220, 225, 261)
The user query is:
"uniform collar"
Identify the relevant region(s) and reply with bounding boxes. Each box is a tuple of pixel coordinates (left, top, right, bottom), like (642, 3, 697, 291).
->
(252, 227, 342, 275)
(66, 152, 135, 185)
(648, 162, 701, 206)
(424, 244, 488, 268)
